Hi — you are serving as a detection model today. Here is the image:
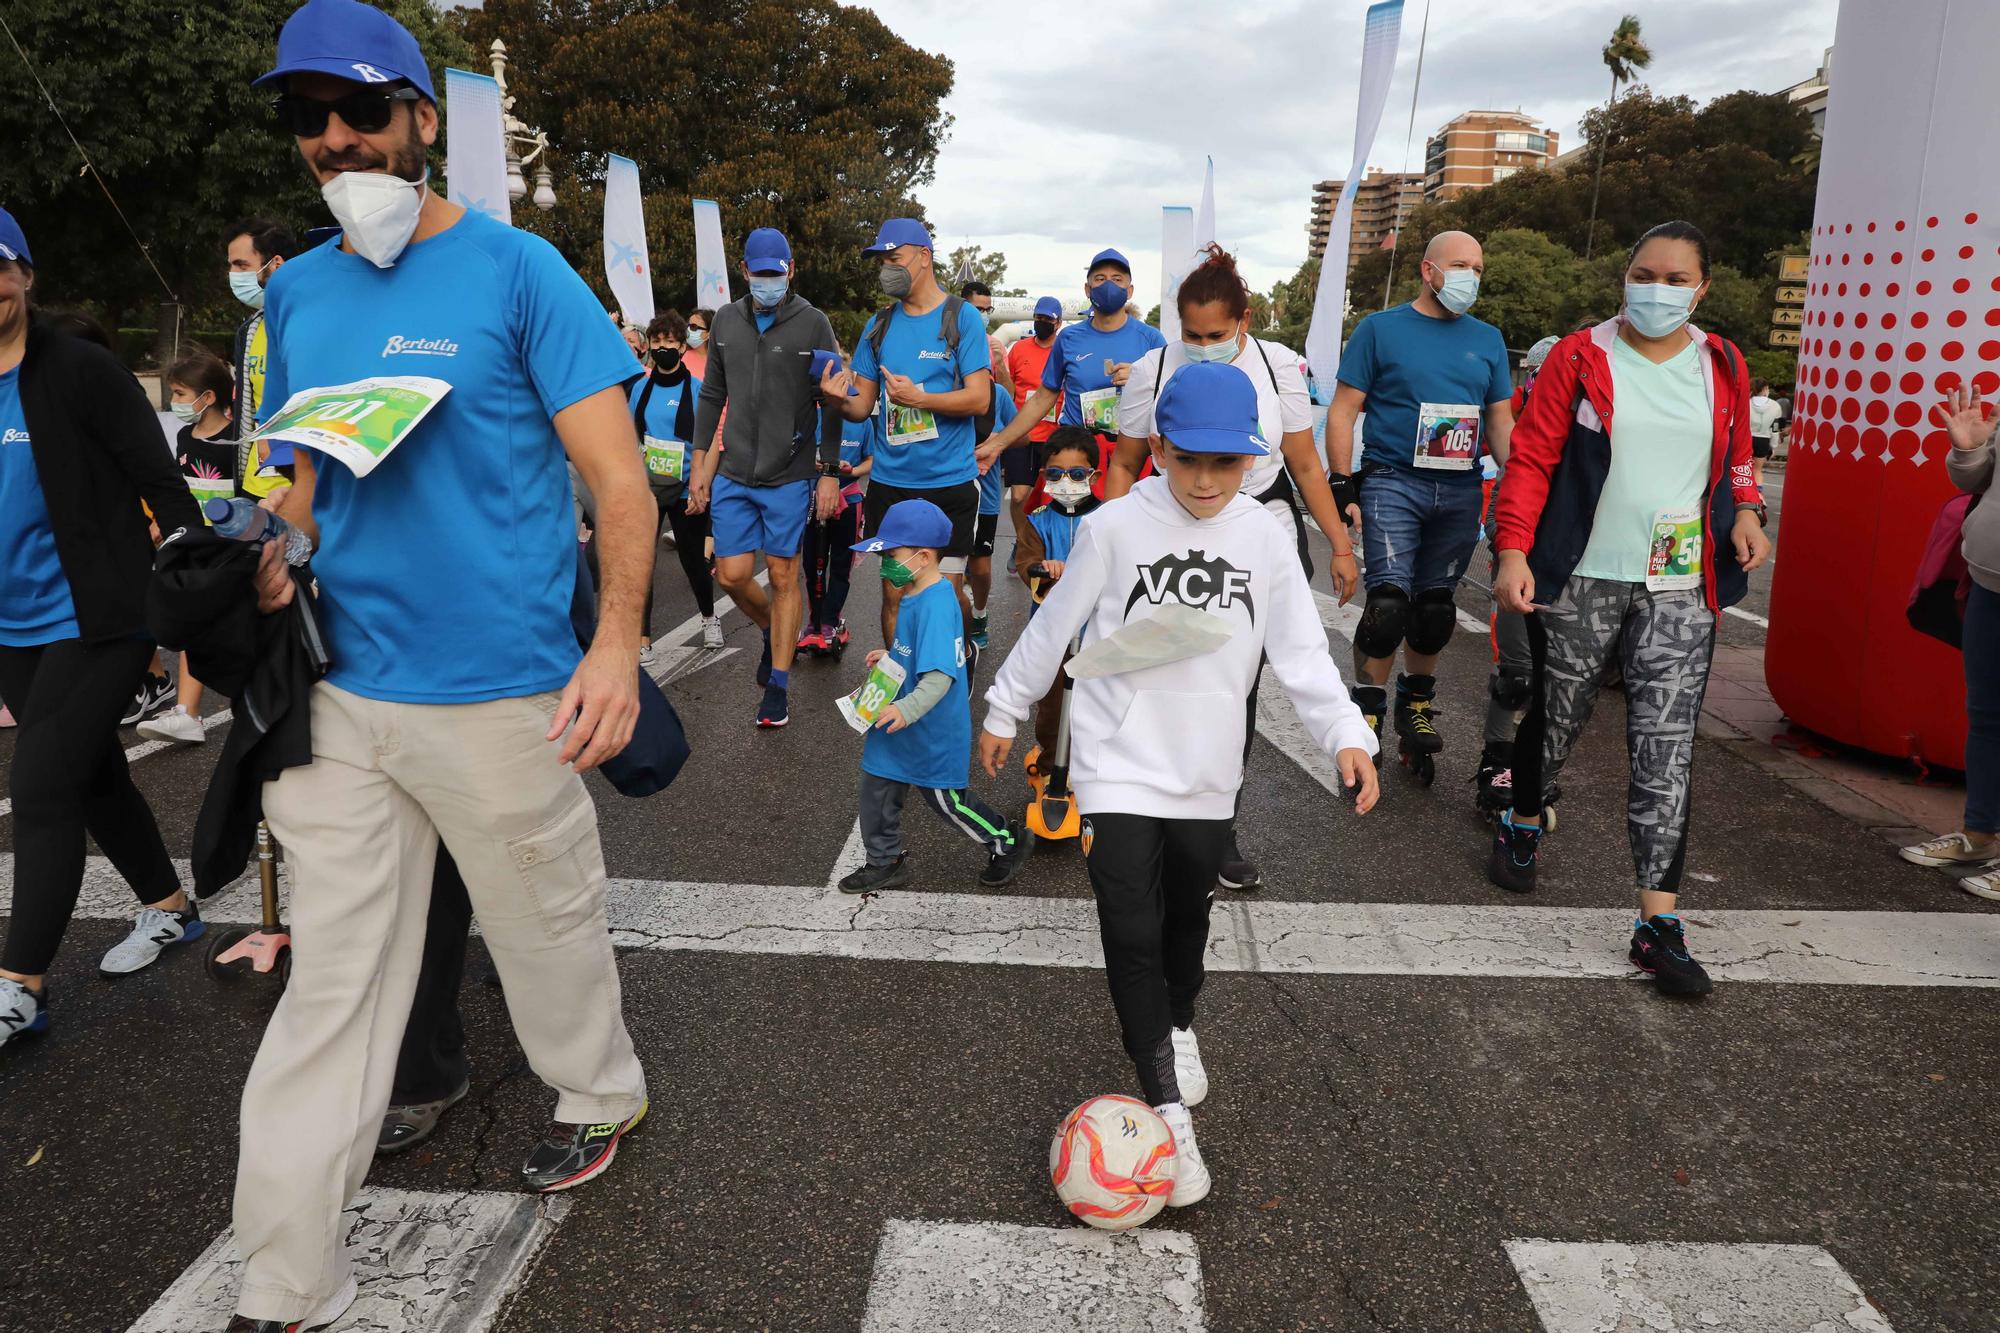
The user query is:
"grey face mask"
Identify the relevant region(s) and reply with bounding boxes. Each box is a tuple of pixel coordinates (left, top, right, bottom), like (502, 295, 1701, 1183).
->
(877, 263, 913, 299)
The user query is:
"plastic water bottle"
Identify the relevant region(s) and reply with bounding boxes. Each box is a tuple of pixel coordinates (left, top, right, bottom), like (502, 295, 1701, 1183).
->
(203, 497, 313, 566)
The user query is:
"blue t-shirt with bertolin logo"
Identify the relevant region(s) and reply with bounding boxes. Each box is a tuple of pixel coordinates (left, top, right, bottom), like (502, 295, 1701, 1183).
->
(861, 577, 972, 789)
(261, 208, 640, 704)
(1040, 315, 1168, 434)
(852, 298, 991, 492)
(0, 366, 78, 645)
(1336, 302, 1511, 486)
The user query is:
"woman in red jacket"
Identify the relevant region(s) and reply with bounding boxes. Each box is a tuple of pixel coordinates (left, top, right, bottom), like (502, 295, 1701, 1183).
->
(1486, 220, 1771, 997)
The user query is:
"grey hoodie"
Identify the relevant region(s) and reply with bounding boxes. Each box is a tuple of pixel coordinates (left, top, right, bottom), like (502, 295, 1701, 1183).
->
(1951, 434, 1997, 594)
(692, 292, 842, 486)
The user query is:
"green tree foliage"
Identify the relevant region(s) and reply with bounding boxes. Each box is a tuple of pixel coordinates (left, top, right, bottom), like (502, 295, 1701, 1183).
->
(0, 0, 468, 334)
(452, 0, 954, 320)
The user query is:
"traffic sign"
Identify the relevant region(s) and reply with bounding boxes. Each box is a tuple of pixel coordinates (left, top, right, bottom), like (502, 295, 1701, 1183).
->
(1769, 329, 1803, 348)
(1775, 286, 1808, 306)
(1772, 307, 1805, 328)
(1779, 254, 1811, 284)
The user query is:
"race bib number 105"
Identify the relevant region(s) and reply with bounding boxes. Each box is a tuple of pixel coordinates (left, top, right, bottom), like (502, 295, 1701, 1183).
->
(1413, 402, 1481, 471)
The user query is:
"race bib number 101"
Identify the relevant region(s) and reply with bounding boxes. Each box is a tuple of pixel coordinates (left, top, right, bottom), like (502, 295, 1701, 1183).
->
(1413, 402, 1481, 471)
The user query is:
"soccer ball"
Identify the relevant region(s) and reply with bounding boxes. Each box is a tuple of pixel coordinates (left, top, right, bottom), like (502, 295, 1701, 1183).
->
(1049, 1095, 1178, 1230)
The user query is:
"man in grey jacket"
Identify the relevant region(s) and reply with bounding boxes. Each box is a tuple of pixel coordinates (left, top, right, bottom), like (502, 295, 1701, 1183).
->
(687, 227, 843, 728)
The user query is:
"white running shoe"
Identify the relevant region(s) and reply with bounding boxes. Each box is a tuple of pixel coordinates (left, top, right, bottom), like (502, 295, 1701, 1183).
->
(99, 905, 205, 977)
(1171, 1026, 1208, 1107)
(1154, 1101, 1210, 1206)
(1900, 832, 2000, 868)
(702, 616, 724, 650)
(1961, 870, 2000, 902)
(136, 704, 205, 745)
(0, 978, 45, 1048)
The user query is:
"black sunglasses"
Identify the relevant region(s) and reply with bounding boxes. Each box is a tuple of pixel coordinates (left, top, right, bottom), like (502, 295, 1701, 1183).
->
(273, 84, 421, 137)
(1043, 466, 1094, 482)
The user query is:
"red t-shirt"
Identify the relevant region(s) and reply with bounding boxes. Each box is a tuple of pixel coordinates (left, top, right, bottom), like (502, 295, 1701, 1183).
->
(1007, 337, 1059, 444)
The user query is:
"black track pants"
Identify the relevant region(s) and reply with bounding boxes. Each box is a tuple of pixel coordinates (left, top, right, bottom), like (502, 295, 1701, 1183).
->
(1081, 812, 1233, 1105)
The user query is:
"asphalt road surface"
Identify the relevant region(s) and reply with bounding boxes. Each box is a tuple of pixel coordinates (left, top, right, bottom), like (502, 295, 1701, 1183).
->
(2, 473, 1995, 1333)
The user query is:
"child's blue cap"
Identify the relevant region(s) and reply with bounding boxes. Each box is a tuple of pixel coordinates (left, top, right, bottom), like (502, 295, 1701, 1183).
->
(854, 498, 952, 553)
(1154, 362, 1270, 455)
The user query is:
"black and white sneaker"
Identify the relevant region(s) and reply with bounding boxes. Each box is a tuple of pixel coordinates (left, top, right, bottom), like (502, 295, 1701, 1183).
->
(840, 857, 911, 895)
(978, 822, 1036, 888)
(520, 1101, 648, 1193)
(122, 671, 176, 727)
(377, 1078, 472, 1156)
(1629, 915, 1713, 997)
(0, 978, 47, 1049)
(1217, 858, 1261, 891)
(99, 903, 204, 977)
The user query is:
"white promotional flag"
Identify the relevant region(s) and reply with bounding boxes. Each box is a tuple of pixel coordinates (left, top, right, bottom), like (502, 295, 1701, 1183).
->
(692, 199, 732, 311)
(1159, 206, 1196, 342)
(1304, 0, 1404, 397)
(1194, 156, 1215, 254)
(443, 68, 509, 226)
(602, 154, 653, 327)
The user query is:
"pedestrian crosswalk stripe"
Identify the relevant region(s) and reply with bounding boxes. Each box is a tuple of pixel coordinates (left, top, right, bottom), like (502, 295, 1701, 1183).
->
(44, 857, 2000, 989)
(129, 1188, 568, 1333)
(1505, 1239, 1895, 1332)
(861, 1219, 1205, 1332)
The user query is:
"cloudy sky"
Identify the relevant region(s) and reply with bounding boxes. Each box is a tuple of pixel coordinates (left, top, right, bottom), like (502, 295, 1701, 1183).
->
(854, 0, 1838, 301)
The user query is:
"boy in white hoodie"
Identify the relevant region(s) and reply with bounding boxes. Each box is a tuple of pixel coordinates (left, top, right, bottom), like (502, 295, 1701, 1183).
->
(978, 361, 1380, 1204)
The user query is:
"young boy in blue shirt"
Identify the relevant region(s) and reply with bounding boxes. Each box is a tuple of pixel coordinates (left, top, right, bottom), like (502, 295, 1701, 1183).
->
(840, 499, 1036, 895)
(1010, 426, 1102, 768)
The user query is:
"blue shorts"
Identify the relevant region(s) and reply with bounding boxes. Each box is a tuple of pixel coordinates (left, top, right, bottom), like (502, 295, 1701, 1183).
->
(1357, 467, 1482, 595)
(710, 474, 812, 560)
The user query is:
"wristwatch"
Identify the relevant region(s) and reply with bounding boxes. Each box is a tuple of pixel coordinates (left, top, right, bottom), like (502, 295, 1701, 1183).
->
(1738, 501, 1768, 528)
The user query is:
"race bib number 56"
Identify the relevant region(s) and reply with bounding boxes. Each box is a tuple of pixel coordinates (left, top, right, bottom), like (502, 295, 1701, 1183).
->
(1413, 402, 1481, 470)
(1647, 507, 1705, 591)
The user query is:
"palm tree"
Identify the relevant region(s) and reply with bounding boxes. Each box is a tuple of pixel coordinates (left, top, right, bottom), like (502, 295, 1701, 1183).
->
(1583, 14, 1653, 261)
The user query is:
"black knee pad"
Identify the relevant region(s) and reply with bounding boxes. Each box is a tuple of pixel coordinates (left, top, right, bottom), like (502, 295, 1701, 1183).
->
(1354, 586, 1409, 658)
(1489, 667, 1533, 711)
(1405, 587, 1458, 655)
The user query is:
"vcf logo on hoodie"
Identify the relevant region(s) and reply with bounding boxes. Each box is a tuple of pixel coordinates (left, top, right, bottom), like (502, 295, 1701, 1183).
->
(1123, 549, 1256, 625)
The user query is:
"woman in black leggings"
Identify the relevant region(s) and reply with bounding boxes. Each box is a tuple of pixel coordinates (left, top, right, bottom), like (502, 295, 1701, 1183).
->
(0, 207, 204, 1048)
(632, 312, 720, 650)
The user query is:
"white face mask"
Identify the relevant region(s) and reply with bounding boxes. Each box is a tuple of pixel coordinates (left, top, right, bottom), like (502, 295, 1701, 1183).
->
(1047, 477, 1093, 506)
(322, 169, 428, 269)
(170, 399, 204, 425)
(228, 268, 266, 310)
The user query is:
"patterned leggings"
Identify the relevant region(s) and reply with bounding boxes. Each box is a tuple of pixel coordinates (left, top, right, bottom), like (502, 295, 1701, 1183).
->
(1510, 575, 1717, 893)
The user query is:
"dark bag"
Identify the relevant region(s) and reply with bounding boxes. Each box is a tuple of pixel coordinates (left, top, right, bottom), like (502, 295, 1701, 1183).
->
(567, 555, 690, 797)
(1907, 492, 1979, 648)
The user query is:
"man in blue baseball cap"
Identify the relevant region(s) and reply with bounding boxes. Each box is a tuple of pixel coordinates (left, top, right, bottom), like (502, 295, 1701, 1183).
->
(982, 246, 1165, 497)
(228, 3, 653, 1327)
(823, 218, 994, 650)
(840, 497, 1033, 895)
(979, 359, 1378, 1210)
(686, 223, 844, 729)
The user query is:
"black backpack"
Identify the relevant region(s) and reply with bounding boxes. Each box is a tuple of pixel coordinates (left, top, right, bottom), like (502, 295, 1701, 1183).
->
(866, 293, 996, 442)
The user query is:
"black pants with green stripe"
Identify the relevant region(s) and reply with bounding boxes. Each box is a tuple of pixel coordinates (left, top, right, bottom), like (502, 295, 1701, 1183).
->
(858, 772, 1013, 866)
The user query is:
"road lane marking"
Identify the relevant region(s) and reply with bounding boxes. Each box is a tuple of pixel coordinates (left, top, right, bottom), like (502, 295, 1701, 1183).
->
(1505, 1239, 1894, 1333)
(130, 1188, 569, 1333)
(862, 1220, 1205, 1333)
(42, 858, 2000, 988)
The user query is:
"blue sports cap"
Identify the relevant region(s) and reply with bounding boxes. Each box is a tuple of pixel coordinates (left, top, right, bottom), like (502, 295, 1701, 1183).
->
(853, 499, 953, 553)
(0, 208, 30, 266)
(863, 218, 936, 256)
(1033, 295, 1062, 318)
(1154, 362, 1270, 456)
(255, 0, 437, 103)
(743, 228, 792, 275)
(1087, 248, 1132, 275)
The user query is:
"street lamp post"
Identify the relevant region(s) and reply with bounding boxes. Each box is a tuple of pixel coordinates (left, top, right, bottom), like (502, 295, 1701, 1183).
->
(490, 38, 557, 211)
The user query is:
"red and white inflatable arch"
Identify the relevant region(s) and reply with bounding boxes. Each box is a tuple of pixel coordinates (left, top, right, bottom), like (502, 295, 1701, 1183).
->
(1766, 0, 1990, 771)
